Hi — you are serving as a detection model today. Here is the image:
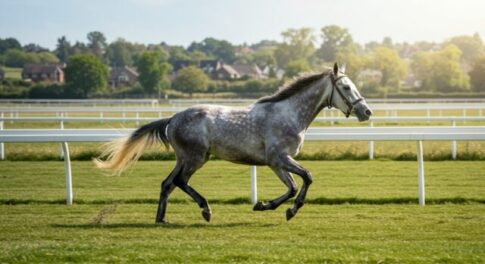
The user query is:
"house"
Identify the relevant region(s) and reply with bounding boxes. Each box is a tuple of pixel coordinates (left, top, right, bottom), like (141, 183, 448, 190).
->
(231, 64, 264, 79)
(109, 66, 139, 87)
(0, 68, 4, 81)
(22, 64, 64, 83)
(199, 60, 222, 74)
(213, 64, 240, 80)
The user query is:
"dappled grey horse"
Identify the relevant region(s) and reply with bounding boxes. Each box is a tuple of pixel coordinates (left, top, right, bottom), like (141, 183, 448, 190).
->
(95, 63, 372, 223)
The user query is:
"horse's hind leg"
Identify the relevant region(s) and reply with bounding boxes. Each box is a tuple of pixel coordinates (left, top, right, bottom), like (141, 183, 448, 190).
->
(253, 167, 297, 211)
(174, 157, 211, 222)
(156, 163, 182, 223)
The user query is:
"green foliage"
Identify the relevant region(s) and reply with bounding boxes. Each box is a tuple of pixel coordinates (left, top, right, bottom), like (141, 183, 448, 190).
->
(274, 28, 315, 68)
(370, 47, 407, 89)
(447, 33, 485, 66)
(411, 44, 470, 92)
(64, 54, 108, 98)
(187, 37, 236, 63)
(86, 31, 107, 59)
(284, 59, 311, 77)
(172, 66, 210, 95)
(3, 49, 59, 67)
(136, 51, 170, 94)
(107, 38, 133, 67)
(469, 56, 485, 92)
(28, 83, 66, 98)
(0, 37, 21, 54)
(55, 36, 72, 63)
(317, 25, 355, 62)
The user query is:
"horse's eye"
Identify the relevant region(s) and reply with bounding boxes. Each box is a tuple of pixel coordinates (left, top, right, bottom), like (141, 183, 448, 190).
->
(343, 85, 351, 91)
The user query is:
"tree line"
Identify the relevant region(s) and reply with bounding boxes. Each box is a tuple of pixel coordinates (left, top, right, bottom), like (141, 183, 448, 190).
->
(1, 26, 485, 99)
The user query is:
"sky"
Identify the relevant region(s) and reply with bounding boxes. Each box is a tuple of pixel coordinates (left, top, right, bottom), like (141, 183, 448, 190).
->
(1, 0, 484, 49)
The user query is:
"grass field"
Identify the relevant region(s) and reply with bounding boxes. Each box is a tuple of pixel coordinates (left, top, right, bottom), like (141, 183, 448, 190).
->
(1, 160, 484, 263)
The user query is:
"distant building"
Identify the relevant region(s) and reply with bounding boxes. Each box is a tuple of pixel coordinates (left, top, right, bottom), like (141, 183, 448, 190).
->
(231, 64, 264, 79)
(172, 60, 195, 72)
(199, 60, 222, 74)
(213, 64, 240, 80)
(0, 68, 4, 81)
(22, 64, 64, 83)
(109, 66, 139, 87)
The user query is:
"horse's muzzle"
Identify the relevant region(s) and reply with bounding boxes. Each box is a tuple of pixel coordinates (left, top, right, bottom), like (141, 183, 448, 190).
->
(354, 103, 372, 122)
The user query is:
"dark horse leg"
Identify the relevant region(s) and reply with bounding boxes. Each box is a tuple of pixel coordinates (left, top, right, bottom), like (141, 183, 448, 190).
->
(253, 167, 298, 211)
(279, 155, 313, 221)
(156, 163, 182, 223)
(173, 156, 211, 222)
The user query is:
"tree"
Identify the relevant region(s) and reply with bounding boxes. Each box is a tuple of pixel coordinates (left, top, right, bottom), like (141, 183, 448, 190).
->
(136, 51, 170, 94)
(335, 50, 368, 80)
(64, 54, 108, 98)
(4, 49, 39, 67)
(188, 37, 236, 63)
(172, 66, 210, 96)
(370, 47, 407, 89)
(411, 44, 469, 92)
(469, 57, 485, 92)
(37, 52, 60, 64)
(448, 33, 485, 67)
(107, 38, 133, 67)
(274, 28, 315, 68)
(317, 25, 354, 62)
(55, 36, 72, 63)
(87, 31, 107, 59)
(0, 37, 22, 54)
(284, 59, 311, 78)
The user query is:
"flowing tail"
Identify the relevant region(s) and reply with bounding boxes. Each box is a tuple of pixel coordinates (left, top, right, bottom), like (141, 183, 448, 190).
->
(94, 118, 171, 174)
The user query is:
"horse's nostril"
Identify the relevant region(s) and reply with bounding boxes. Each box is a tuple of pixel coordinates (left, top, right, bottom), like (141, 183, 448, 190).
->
(365, 109, 372, 116)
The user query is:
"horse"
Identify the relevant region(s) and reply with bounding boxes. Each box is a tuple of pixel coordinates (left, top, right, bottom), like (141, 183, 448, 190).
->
(94, 63, 372, 223)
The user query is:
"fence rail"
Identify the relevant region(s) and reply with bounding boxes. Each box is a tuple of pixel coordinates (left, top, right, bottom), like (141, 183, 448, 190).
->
(1, 127, 484, 206)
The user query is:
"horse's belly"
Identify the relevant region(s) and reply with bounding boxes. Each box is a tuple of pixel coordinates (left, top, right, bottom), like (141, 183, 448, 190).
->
(209, 139, 266, 165)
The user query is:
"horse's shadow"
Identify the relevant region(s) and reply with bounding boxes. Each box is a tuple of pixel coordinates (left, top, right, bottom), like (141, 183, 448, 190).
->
(52, 222, 277, 229)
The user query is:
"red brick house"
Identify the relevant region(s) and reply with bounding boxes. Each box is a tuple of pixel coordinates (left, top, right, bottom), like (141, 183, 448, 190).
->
(22, 64, 64, 83)
(109, 66, 139, 87)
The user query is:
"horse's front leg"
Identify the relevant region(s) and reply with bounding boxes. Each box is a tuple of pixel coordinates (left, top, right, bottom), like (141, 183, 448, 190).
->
(253, 167, 298, 211)
(278, 155, 313, 221)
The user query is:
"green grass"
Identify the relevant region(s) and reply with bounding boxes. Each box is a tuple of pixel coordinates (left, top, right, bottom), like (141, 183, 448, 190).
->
(2, 67, 22, 79)
(1, 160, 485, 263)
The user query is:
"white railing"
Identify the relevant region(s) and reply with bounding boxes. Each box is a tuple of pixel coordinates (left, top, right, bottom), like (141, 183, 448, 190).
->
(1, 127, 484, 206)
(1, 116, 484, 161)
(0, 99, 159, 107)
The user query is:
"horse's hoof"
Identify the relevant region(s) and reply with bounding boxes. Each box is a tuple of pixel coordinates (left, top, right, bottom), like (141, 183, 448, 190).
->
(286, 208, 296, 221)
(202, 210, 211, 222)
(156, 219, 170, 225)
(253, 201, 266, 211)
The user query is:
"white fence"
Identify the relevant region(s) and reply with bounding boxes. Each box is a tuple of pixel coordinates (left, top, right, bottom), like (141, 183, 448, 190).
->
(1, 127, 484, 206)
(1, 115, 484, 160)
(0, 99, 159, 107)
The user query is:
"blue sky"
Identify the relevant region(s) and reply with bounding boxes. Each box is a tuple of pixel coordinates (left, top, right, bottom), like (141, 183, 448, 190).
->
(1, 0, 484, 49)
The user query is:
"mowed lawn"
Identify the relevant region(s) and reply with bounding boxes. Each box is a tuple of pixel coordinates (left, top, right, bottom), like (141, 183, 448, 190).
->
(1, 160, 484, 263)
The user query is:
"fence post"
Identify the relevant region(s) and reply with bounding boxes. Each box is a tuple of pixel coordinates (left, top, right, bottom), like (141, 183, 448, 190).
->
(417, 140, 425, 206)
(59, 113, 65, 159)
(250, 166, 257, 205)
(0, 112, 4, 160)
(368, 121, 374, 160)
(451, 120, 457, 160)
(61, 142, 73, 205)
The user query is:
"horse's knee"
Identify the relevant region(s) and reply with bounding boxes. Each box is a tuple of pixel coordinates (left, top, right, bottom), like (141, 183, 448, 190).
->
(289, 184, 298, 197)
(303, 171, 313, 185)
(161, 179, 172, 193)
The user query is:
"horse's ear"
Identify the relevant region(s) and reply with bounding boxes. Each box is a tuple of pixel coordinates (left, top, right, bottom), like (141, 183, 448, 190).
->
(333, 62, 339, 75)
(341, 63, 347, 74)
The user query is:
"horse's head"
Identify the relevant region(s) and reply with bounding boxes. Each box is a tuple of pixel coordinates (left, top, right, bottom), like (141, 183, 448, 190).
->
(328, 62, 372, 122)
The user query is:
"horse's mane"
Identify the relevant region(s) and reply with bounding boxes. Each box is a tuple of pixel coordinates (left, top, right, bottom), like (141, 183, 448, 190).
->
(256, 69, 332, 104)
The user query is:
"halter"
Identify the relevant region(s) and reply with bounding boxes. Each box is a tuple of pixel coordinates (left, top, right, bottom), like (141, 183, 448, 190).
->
(328, 74, 365, 118)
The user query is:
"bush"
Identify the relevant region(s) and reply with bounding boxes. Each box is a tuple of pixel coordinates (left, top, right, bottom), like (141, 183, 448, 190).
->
(28, 83, 66, 98)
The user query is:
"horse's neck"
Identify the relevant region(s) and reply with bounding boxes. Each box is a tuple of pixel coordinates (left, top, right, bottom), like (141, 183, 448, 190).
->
(285, 77, 331, 130)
